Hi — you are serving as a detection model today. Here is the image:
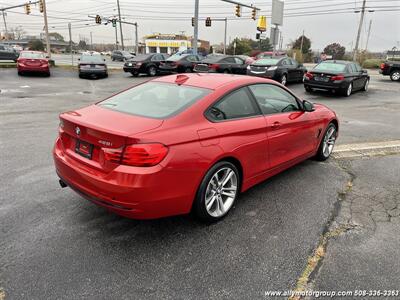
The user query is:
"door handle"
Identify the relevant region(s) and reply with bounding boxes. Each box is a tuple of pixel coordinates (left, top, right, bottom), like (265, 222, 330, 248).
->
(271, 121, 282, 129)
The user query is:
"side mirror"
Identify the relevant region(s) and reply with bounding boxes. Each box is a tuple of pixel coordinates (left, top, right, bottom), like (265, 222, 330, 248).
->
(362, 69, 368, 74)
(45, 55, 50, 59)
(104, 58, 106, 61)
(303, 100, 315, 112)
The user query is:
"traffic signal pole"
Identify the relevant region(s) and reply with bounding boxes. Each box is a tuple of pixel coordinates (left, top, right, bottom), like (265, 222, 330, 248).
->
(116, 0, 124, 50)
(42, 0, 51, 58)
(2, 11, 7, 38)
(193, 0, 199, 55)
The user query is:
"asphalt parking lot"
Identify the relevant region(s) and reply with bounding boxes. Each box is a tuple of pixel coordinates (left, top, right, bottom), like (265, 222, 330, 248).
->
(1, 68, 399, 299)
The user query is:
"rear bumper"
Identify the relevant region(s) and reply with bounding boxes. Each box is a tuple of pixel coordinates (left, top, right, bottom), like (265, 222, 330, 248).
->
(304, 80, 347, 90)
(379, 69, 390, 76)
(18, 64, 49, 73)
(247, 70, 278, 79)
(53, 137, 195, 219)
(79, 69, 107, 75)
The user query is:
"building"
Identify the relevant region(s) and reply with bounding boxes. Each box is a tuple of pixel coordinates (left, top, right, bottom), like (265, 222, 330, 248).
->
(386, 50, 400, 60)
(144, 33, 209, 55)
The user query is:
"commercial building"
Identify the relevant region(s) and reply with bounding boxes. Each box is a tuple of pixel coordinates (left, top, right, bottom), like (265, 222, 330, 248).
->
(144, 33, 210, 54)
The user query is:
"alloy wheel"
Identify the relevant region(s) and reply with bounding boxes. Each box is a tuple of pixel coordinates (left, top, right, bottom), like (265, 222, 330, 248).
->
(391, 71, 400, 81)
(204, 167, 238, 218)
(346, 83, 352, 96)
(149, 67, 156, 76)
(281, 74, 287, 85)
(322, 126, 337, 157)
(364, 79, 369, 91)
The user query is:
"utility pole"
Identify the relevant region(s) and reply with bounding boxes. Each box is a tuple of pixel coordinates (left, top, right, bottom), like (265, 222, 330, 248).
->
(42, 0, 51, 58)
(365, 19, 372, 52)
(2, 11, 7, 38)
(134, 23, 138, 54)
(224, 18, 227, 55)
(353, 0, 367, 61)
(114, 24, 118, 50)
(68, 23, 73, 66)
(90, 31, 93, 50)
(116, 0, 124, 50)
(193, 0, 199, 55)
(300, 29, 305, 54)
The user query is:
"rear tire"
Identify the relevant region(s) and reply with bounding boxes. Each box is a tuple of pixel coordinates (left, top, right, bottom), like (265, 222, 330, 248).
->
(280, 74, 287, 86)
(79, 73, 84, 79)
(18, 71, 23, 76)
(315, 123, 337, 161)
(131, 72, 139, 77)
(305, 85, 313, 93)
(192, 161, 240, 223)
(185, 67, 192, 73)
(147, 66, 157, 76)
(342, 82, 353, 97)
(223, 69, 230, 74)
(390, 70, 400, 81)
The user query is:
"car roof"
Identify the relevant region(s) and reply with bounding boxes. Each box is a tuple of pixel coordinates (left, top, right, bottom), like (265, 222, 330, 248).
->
(152, 73, 274, 90)
(322, 60, 352, 65)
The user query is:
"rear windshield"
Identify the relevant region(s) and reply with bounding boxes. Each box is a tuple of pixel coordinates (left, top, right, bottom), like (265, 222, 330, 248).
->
(98, 82, 210, 119)
(314, 62, 346, 72)
(80, 55, 103, 63)
(20, 52, 45, 59)
(254, 58, 281, 65)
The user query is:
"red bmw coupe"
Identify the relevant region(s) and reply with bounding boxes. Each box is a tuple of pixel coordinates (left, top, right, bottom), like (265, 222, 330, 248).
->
(53, 74, 338, 222)
(17, 51, 50, 76)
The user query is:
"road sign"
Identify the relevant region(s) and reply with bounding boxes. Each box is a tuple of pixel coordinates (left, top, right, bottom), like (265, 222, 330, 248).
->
(270, 27, 280, 45)
(271, 0, 284, 26)
(257, 16, 267, 32)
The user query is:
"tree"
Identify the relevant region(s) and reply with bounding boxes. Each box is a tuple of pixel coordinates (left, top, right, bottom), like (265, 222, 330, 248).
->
(250, 38, 272, 52)
(226, 38, 252, 55)
(292, 35, 311, 55)
(49, 32, 65, 41)
(323, 43, 346, 59)
(9, 26, 26, 40)
(78, 40, 88, 50)
(27, 39, 45, 51)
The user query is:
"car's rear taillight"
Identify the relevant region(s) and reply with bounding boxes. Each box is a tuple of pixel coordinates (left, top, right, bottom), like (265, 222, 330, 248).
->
(102, 143, 168, 167)
(209, 64, 219, 70)
(380, 63, 386, 70)
(331, 75, 344, 81)
(305, 72, 313, 79)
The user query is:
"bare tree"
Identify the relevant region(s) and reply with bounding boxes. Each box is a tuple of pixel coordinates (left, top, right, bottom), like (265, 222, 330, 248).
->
(9, 26, 26, 40)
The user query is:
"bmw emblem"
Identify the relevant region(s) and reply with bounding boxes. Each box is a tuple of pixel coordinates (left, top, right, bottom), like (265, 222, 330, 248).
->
(75, 127, 81, 135)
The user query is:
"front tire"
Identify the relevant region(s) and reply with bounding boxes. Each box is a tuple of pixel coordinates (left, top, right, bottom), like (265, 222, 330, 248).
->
(280, 74, 287, 86)
(315, 123, 337, 161)
(305, 85, 313, 93)
(192, 161, 240, 223)
(390, 70, 400, 81)
(147, 66, 157, 76)
(362, 78, 369, 91)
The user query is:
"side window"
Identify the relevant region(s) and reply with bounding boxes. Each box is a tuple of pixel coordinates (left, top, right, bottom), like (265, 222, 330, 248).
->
(222, 57, 236, 64)
(290, 59, 298, 67)
(187, 55, 198, 62)
(349, 64, 357, 73)
(208, 88, 259, 121)
(354, 63, 362, 72)
(234, 57, 244, 64)
(282, 59, 292, 66)
(248, 84, 300, 115)
(151, 54, 162, 61)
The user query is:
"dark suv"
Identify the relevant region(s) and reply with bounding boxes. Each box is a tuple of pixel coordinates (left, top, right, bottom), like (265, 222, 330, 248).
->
(123, 53, 169, 76)
(111, 50, 135, 62)
(0, 44, 19, 62)
(380, 61, 400, 81)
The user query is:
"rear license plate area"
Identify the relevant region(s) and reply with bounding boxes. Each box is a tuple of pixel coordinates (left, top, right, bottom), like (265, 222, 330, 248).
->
(75, 139, 93, 159)
(315, 76, 329, 82)
(90, 64, 95, 68)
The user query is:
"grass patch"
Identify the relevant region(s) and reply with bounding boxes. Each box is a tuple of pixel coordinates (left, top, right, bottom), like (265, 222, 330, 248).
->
(362, 59, 384, 69)
(0, 63, 16, 68)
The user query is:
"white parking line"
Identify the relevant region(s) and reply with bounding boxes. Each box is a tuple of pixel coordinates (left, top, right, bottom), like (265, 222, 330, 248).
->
(333, 140, 400, 158)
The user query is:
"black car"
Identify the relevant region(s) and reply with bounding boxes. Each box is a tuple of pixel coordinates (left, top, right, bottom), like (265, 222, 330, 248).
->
(247, 57, 306, 85)
(380, 61, 400, 81)
(194, 55, 247, 74)
(123, 53, 169, 76)
(304, 60, 369, 97)
(111, 50, 135, 62)
(159, 54, 202, 73)
(0, 44, 19, 62)
(78, 54, 108, 78)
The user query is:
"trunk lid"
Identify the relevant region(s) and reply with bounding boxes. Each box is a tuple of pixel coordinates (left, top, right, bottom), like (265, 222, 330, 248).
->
(59, 105, 163, 170)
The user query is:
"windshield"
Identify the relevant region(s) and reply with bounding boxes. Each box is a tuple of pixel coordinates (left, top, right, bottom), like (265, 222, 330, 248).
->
(80, 55, 104, 63)
(254, 58, 280, 65)
(121, 51, 131, 56)
(20, 52, 45, 59)
(98, 82, 210, 119)
(167, 55, 184, 61)
(314, 62, 346, 72)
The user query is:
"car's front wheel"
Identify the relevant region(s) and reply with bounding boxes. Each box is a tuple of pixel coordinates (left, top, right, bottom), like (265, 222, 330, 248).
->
(193, 161, 240, 222)
(305, 85, 313, 93)
(390, 70, 400, 81)
(362, 78, 369, 91)
(147, 66, 157, 76)
(315, 123, 337, 161)
(280, 74, 287, 85)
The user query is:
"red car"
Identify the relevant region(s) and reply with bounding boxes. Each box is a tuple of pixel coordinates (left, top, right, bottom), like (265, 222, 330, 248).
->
(53, 74, 338, 222)
(17, 51, 50, 76)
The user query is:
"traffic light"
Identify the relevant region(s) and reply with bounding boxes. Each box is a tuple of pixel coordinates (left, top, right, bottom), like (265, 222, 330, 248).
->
(95, 15, 101, 24)
(39, 0, 44, 13)
(24, 4, 31, 15)
(235, 4, 241, 17)
(205, 17, 211, 27)
(192, 17, 195, 27)
(252, 8, 257, 20)
(112, 19, 117, 27)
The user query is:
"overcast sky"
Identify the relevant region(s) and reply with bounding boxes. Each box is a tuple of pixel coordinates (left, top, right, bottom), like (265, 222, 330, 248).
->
(1, 0, 399, 52)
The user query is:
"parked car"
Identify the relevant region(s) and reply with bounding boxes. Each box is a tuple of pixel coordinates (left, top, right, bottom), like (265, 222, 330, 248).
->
(123, 53, 169, 76)
(380, 61, 400, 81)
(78, 54, 108, 78)
(252, 51, 286, 60)
(17, 51, 50, 76)
(159, 54, 202, 73)
(0, 44, 19, 62)
(194, 55, 247, 74)
(304, 60, 369, 97)
(237, 54, 255, 65)
(111, 50, 135, 61)
(247, 57, 306, 85)
(54, 73, 338, 222)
